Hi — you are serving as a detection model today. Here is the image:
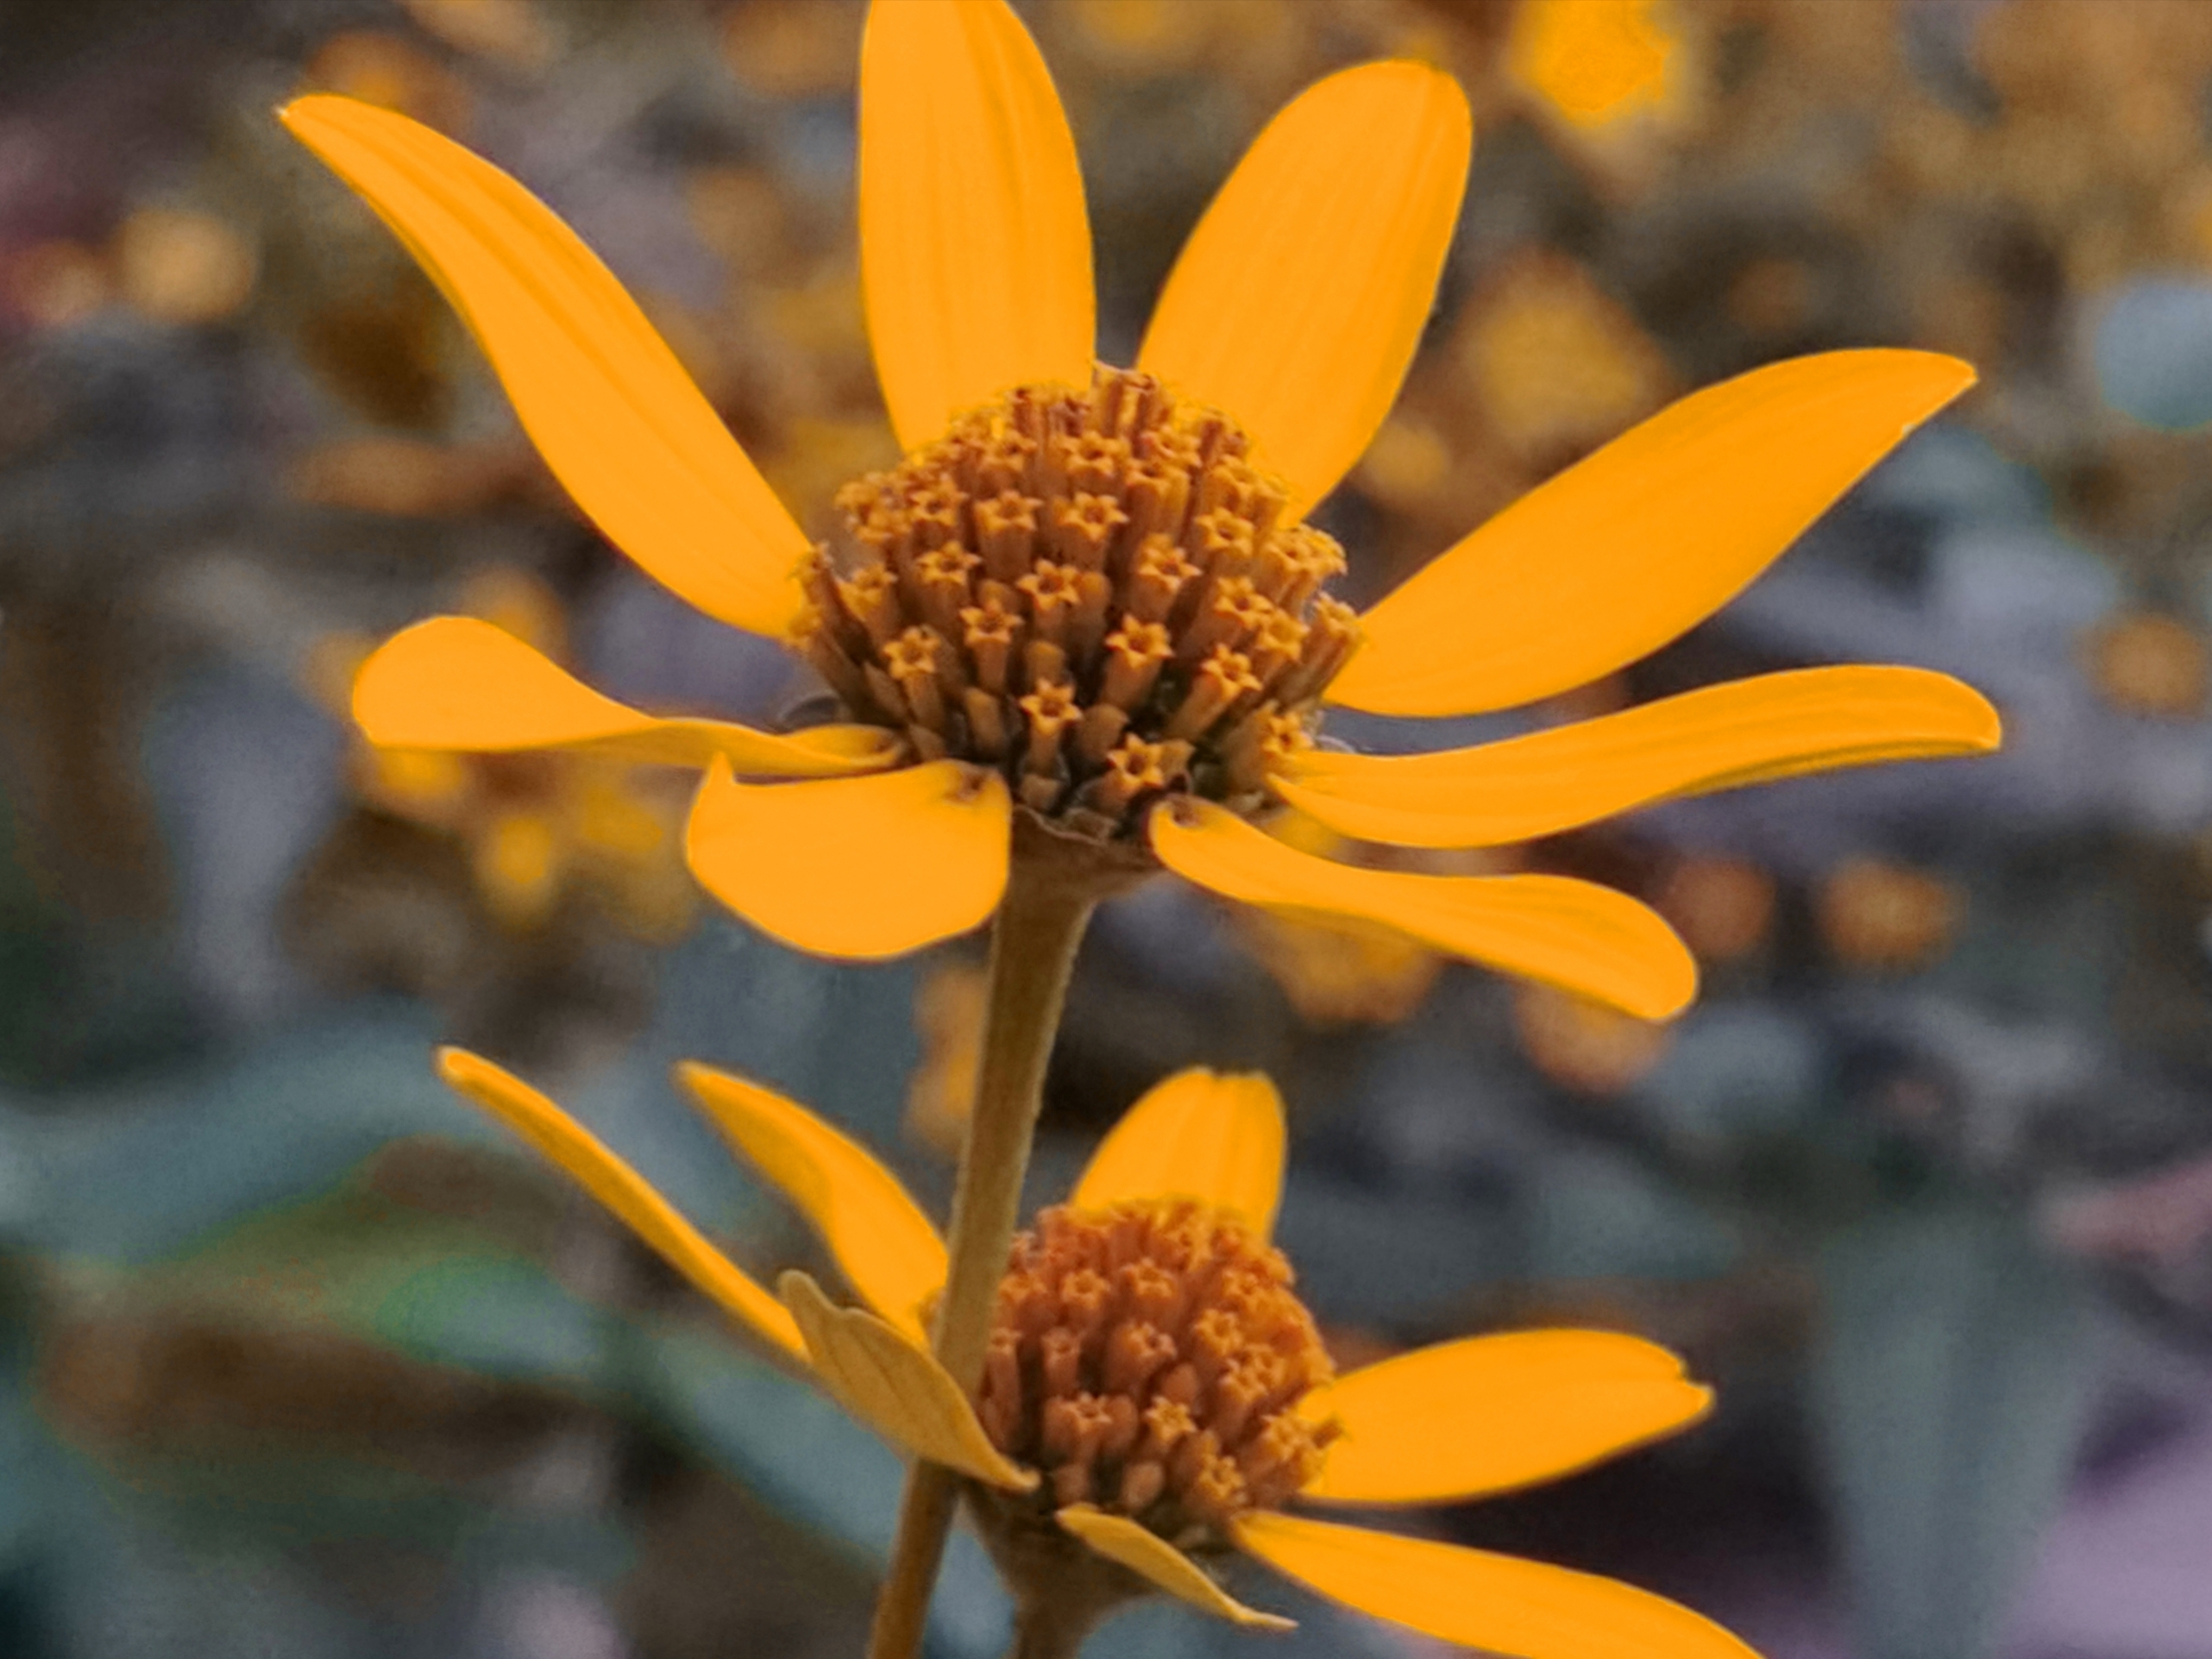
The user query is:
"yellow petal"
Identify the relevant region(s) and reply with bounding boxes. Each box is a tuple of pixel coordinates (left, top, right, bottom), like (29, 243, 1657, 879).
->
(677, 1063, 946, 1342)
(1150, 801, 1695, 1020)
(1281, 667, 2001, 849)
(1235, 1513, 1759, 1659)
(1329, 349, 1977, 716)
(434, 1048, 802, 1359)
(1068, 1070, 1285, 1241)
(354, 617, 897, 775)
(280, 95, 808, 637)
(777, 1271, 1036, 1492)
(685, 757, 1011, 959)
(859, 0, 1094, 450)
(1297, 1330, 1712, 1505)
(1056, 1505, 1294, 1631)
(1137, 61, 1470, 521)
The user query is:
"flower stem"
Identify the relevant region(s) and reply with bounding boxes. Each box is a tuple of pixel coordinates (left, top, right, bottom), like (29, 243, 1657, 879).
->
(864, 855, 1096, 1659)
(1004, 1591, 1103, 1659)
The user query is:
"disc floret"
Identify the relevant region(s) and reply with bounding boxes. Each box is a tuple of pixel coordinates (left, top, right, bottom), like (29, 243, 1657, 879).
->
(795, 368, 1361, 843)
(975, 1199, 1339, 1549)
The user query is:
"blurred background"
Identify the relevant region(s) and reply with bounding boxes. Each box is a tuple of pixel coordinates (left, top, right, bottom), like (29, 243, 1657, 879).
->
(0, 0, 2206, 1654)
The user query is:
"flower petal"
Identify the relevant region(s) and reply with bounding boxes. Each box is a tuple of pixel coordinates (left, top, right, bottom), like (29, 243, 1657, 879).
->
(677, 1063, 946, 1342)
(355, 617, 897, 774)
(859, 0, 1094, 451)
(1329, 349, 1977, 716)
(1056, 1505, 1294, 1631)
(1297, 1330, 1712, 1505)
(280, 95, 808, 637)
(434, 1048, 802, 1359)
(1150, 801, 1695, 1020)
(1235, 1513, 1759, 1659)
(685, 757, 1011, 959)
(778, 1271, 1036, 1492)
(1068, 1070, 1285, 1241)
(1281, 666, 2001, 849)
(1137, 61, 1470, 521)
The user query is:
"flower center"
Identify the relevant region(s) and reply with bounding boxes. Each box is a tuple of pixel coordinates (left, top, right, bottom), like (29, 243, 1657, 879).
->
(794, 367, 1361, 843)
(976, 1198, 1339, 1548)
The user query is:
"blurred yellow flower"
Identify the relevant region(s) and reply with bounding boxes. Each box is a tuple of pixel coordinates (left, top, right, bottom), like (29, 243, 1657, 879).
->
(904, 960, 989, 1156)
(1817, 857, 1962, 973)
(285, 0, 1996, 1022)
(1509, 0, 1680, 129)
(439, 1047, 1754, 1657)
(311, 568, 693, 936)
(1514, 982, 1673, 1096)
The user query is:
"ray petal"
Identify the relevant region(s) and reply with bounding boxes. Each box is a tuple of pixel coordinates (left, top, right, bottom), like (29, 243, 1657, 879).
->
(1281, 666, 2001, 848)
(677, 1063, 946, 1342)
(354, 617, 897, 774)
(1149, 801, 1694, 1020)
(685, 757, 1010, 959)
(859, 0, 1094, 451)
(1057, 1506, 1294, 1631)
(434, 1048, 803, 1359)
(1137, 61, 1471, 520)
(1235, 1513, 1759, 1659)
(280, 95, 808, 636)
(1297, 1331, 1712, 1505)
(1068, 1070, 1285, 1241)
(1328, 350, 1977, 716)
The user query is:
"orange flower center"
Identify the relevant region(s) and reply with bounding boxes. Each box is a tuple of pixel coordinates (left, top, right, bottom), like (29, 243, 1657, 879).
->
(977, 1198, 1338, 1547)
(793, 366, 1360, 844)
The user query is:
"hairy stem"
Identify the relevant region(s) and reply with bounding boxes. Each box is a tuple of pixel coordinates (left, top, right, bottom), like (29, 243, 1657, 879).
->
(864, 857, 1096, 1659)
(1004, 1589, 1105, 1659)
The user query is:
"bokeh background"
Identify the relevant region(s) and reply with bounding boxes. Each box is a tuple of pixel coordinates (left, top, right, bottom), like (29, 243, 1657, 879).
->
(1, 0, 2208, 1654)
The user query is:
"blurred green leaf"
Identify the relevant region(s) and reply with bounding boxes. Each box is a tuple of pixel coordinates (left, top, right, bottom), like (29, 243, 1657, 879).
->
(1811, 1202, 2089, 1659)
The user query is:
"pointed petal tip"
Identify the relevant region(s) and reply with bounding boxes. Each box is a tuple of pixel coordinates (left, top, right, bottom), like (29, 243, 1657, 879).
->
(1137, 51, 1470, 516)
(1957, 679, 2004, 749)
(1056, 1505, 1295, 1630)
(1637, 950, 1698, 1023)
(1292, 1330, 1715, 1506)
(1152, 801, 1699, 1021)
(281, 91, 810, 636)
(682, 1060, 946, 1336)
(1334, 349, 1989, 717)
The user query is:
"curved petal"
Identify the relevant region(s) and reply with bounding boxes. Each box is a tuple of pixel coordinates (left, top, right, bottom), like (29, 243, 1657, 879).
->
(355, 617, 897, 774)
(859, 0, 1094, 450)
(685, 757, 1011, 959)
(1137, 61, 1470, 521)
(1329, 349, 1977, 716)
(1057, 1506, 1293, 1631)
(778, 1272, 1034, 1491)
(434, 1048, 803, 1359)
(677, 1063, 946, 1341)
(1280, 666, 2001, 848)
(1068, 1070, 1285, 1241)
(1235, 1513, 1760, 1659)
(1150, 801, 1695, 1020)
(281, 95, 808, 636)
(1297, 1331, 1711, 1505)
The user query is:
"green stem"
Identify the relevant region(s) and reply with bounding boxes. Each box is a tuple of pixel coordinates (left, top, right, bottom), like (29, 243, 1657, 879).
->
(864, 857, 1096, 1659)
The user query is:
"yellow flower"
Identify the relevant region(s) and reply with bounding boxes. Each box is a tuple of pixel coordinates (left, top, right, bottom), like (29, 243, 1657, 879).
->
(439, 1047, 1753, 1656)
(280, 0, 1998, 1021)
(1508, 0, 1681, 131)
